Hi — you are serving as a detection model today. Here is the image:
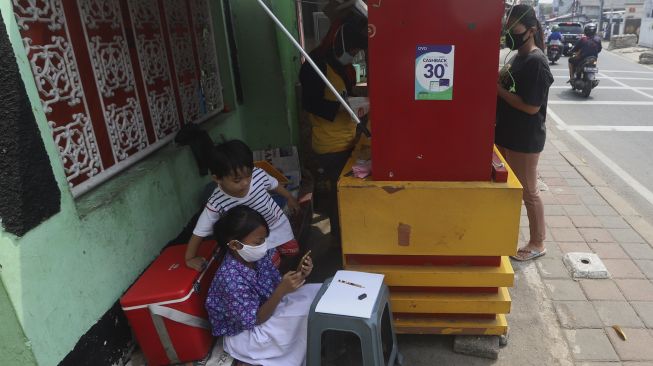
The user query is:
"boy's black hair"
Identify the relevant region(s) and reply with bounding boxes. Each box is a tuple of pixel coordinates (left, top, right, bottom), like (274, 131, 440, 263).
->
(209, 140, 254, 178)
(213, 206, 270, 252)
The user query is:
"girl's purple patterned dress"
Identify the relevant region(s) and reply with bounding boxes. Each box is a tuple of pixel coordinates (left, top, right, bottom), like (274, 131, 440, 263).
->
(205, 249, 281, 336)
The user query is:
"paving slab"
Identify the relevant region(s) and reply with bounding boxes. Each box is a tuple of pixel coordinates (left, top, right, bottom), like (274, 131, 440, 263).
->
(545, 205, 567, 216)
(580, 228, 616, 243)
(602, 260, 646, 279)
(624, 217, 653, 246)
(541, 170, 562, 178)
(547, 216, 575, 228)
(576, 166, 609, 188)
(545, 242, 563, 257)
(544, 279, 588, 301)
(557, 194, 582, 205)
(592, 301, 645, 328)
(560, 170, 583, 179)
(551, 228, 586, 242)
(580, 280, 626, 301)
(589, 243, 631, 259)
(566, 178, 591, 188)
(542, 192, 560, 204)
(609, 229, 646, 244)
(559, 151, 585, 166)
(634, 260, 653, 279)
(595, 187, 640, 217)
(589, 205, 620, 217)
(621, 244, 653, 260)
(559, 242, 593, 253)
(555, 165, 575, 173)
(598, 216, 631, 229)
(615, 280, 653, 301)
(571, 215, 603, 228)
(564, 329, 619, 361)
(564, 205, 593, 216)
(630, 302, 653, 328)
(580, 193, 608, 206)
(554, 301, 604, 328)
(606, 327, 653, 361)
(595, 188, 639, 217)
(537, 258, 572, 279)
(551, 186, 576, 195)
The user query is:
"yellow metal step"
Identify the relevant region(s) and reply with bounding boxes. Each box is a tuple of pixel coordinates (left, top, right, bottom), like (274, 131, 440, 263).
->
(390, 287, 511, 314)
(394, 314, 508, 335)
(345, 256, 514, 288)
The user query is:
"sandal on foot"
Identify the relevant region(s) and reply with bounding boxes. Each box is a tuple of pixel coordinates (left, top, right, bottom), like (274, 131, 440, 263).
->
(511, 248, 547, 261)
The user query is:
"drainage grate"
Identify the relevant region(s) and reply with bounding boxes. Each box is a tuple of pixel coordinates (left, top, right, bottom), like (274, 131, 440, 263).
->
(562, 252, 610, 279)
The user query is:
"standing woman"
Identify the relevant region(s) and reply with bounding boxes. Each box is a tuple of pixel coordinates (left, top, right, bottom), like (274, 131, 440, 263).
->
(496, 5, 554, 261)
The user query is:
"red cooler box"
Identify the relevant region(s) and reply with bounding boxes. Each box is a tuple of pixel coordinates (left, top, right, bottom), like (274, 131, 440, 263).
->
(121, 241, 220, 365)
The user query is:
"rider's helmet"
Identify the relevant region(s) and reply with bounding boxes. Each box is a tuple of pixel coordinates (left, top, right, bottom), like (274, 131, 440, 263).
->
(584, 23, 597, 37)
(552, 25, 559, 32)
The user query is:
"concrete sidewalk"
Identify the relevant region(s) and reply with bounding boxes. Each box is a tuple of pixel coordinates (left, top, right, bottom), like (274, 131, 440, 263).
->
(603, 41, 653, 68)
(398, 128, 653, 365)
(516, 130, 653, 365)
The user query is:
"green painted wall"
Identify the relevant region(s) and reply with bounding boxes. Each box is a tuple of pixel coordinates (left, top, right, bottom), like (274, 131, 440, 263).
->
(271, 0, 302, 146)
(0, 1, 299, 365)
(228, 0, 301, 149)
(0, 282, 37, 365)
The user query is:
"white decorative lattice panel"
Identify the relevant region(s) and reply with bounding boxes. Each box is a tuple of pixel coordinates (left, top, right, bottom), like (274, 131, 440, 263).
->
(164, 0, 200, 123)
(77, 0, 149, 162)
(148, 87, 179, 139)
(13, 0, 103, 189)
(191, 0, 224, 113)
(128, 0, 180, 139)
(104, 98, 148, 160)
(13, 0, 223, 194)
(49, 113, 101, 180)
(88, 35, 135, 97)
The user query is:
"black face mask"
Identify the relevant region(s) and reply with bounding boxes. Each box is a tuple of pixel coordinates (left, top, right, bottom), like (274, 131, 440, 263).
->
(507, 30, 530, 50)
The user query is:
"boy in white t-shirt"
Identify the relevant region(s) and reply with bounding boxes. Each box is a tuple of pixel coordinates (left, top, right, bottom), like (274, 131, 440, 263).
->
(185, 140, 300, 271)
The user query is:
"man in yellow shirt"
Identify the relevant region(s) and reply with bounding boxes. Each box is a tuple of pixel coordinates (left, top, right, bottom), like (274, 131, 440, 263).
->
(299, 17, 367, 237)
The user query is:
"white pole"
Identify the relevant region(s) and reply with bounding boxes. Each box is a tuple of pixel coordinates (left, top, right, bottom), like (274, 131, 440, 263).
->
(255, 0, 362, 126)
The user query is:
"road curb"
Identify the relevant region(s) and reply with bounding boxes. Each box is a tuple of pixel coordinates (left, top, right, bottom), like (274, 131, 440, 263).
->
(554, 136, 653, 247)
(606, 48, 653, 70)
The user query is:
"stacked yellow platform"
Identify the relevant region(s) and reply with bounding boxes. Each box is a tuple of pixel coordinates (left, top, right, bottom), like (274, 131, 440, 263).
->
(338, 147, 522, 335)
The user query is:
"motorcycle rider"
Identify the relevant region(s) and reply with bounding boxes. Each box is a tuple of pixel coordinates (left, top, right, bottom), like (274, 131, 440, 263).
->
(547, 25, 563, 61)
(568, 23, 602, 82)
(547, 25, 563, 44)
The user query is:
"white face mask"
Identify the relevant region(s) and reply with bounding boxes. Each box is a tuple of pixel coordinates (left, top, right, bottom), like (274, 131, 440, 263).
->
(336, 27, 356, 65)
(235, 240, 268, 262)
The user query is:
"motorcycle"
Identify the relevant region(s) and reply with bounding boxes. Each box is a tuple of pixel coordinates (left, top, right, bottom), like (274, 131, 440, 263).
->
(547, 40, 562, 64)
(563, 42, 575, 57)
(570, 56, 600, 97)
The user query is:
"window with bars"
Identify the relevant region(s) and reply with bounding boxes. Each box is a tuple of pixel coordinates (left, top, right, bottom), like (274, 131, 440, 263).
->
(13, 0, 224, 196)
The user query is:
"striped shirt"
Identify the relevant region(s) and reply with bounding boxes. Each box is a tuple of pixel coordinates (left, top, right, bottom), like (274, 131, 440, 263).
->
(193, 168, 284, 238)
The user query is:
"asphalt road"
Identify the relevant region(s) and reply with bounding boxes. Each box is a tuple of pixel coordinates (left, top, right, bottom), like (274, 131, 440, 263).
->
(545, 49, 653, 225)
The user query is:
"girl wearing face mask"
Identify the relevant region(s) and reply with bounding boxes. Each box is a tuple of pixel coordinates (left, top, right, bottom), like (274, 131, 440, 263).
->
(496, 5, 554, 261)
(205, 205, 318, 366)
(299, 17, 368, 238)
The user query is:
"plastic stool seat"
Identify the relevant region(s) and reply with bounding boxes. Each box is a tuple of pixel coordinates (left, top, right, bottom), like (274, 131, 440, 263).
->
(307, 278, 400, 366)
